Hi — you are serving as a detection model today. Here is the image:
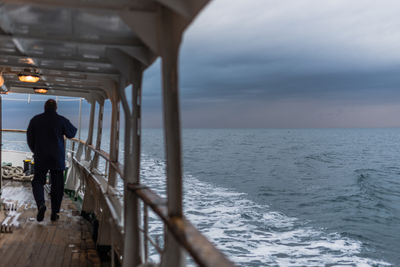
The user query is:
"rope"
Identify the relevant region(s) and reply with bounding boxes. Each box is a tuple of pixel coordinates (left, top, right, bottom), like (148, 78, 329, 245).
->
(1, 166, 33, 182)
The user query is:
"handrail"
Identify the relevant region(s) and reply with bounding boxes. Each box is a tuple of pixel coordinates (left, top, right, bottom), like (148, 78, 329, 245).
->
(70, 137, 86, 146)
(128, 183, 235, 267)
(69, 138, 124, 177)
(1, 129, 27, 133)
(2, 130, 124, 177)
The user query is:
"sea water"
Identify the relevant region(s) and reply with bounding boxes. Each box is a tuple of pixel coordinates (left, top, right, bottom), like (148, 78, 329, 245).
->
(141, 128, 399, 266)
(4, 128, 399, 266)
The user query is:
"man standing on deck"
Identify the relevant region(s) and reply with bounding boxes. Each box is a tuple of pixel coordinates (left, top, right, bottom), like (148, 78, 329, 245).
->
(27, 99, 77, 222)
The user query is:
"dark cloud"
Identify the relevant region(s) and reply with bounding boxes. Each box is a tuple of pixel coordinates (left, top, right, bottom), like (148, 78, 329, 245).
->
(141, 0, 400, 128)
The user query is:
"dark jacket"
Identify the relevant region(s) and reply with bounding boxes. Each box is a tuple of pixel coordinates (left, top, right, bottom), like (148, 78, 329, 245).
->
(27, 110, 77, 170)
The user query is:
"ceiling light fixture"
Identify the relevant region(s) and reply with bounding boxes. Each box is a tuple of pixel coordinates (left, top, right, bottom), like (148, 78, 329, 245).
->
(18, 74, 40, 83)
(34, 87, 48, 94)
(0, 73, 4, 87)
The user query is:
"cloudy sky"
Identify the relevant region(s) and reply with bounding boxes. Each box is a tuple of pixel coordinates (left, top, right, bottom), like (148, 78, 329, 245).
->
(3, 0, 400, 128)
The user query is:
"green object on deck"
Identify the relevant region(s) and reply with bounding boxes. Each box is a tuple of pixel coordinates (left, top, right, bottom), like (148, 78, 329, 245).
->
(63, 167, 68, 182)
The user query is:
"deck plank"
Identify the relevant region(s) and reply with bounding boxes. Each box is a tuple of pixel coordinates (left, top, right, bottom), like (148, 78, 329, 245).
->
(12, 224, 42, 266)
(23, 225, 50, 267)
(47, 225, 66, 266)
(0, 181, 101, 267)
(1, 224, 33, 266)
(32, 224, 58, 267)
(18, 225, 47, 267)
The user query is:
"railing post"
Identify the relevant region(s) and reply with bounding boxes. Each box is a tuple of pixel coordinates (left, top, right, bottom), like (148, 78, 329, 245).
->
(108, 85, 120, 187)
(92, 100, 104, 170)
(71, 140, 75, 159)
(0, 94, 2, 196)
(78, 97, 83, 140)
(106, 47, 145, 267)
(85, 101, 96, 161)
(143, 204, 149, 263)
(158, 6, 185, 267)
(119, 66, 143, 267)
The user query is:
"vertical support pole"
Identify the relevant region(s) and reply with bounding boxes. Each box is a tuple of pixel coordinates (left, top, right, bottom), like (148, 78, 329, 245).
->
(0, 94, 2, 196)
(121, 66, 143, 267)
(143, 204, 149, 263)
(108, 86, 120, 187)
(82, 101, 97, 214)
(71, 141, 76, 159)
(85, 101, 96, 161)
(158, 6, 185, 267)
(78, 98, 83, 140)
(92, 100, 104, 169)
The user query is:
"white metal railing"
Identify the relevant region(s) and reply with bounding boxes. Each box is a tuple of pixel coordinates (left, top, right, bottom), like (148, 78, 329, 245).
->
(67, 136, 234, 266)
(0, 129, 233, 266)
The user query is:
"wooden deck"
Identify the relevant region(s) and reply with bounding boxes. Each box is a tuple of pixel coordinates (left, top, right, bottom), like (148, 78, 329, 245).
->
(0, 181, 101, 267)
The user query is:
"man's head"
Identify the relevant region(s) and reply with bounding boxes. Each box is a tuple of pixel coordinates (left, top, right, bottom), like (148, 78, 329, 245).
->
(44, 99, 57, 112)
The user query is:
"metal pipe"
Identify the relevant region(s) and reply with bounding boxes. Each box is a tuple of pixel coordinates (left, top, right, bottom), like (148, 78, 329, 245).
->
(92, 100, 104, 169)
(131, 74, 143, 263)
(78, 97, 82, 140)
(108, 86, 120, 187)
(160, 5, 183, 220)
(71, 141, 75, 158)
(144, 203, 149, 262)
(121, 69, 144, 267)
(159, 6, 185, 267)
(127, 184, 235, 267)
(85, 101, 96, 160)
(0, 94, 2, 195)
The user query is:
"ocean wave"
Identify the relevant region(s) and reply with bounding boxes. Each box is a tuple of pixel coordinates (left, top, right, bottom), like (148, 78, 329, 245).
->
(140, 156, 391, 266)
(355, 169, 400, 202)
(304, 152, 338, 164)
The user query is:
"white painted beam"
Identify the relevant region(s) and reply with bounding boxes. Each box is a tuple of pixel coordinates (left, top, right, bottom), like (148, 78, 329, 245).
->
(85, 101, 96, 160)
(7, 80, 106, 92)
(156, 0, 209, 19)
(0, 0, 156, 11)
(0, 63, 119, 77)
(106, 48, 145, 82)
(7, 85, 94, 100)
(7, 81, 108, 99)
(120, 0, 210, 54)
(118, 47, 155, 67)
(119, 10, 160, 55)
(157, 6, 185, 267)
(4, 71, 112, 87)
(107, 84, 120, 187)
(91, 100, 104, 169)
(0, 33, 144, 49)
(0, 53, 112, 65)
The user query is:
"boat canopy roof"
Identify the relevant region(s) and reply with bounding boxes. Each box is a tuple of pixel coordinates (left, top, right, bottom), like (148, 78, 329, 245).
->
(0, 0, 207, 102)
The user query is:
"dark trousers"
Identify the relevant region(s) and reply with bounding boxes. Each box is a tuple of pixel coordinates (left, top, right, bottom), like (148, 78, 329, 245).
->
(32, 169, 64, 214)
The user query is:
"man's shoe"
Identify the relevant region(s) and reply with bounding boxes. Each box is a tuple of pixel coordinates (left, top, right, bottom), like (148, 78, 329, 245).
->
(37, 205, 46, 222)
(50, 213, 59, 222)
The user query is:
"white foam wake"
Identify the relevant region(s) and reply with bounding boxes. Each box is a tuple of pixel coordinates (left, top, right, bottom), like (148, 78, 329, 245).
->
(140, 155, 391, 266)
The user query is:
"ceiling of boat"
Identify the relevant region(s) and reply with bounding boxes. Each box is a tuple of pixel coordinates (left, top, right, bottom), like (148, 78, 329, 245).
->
(0, 0, 208, 101)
